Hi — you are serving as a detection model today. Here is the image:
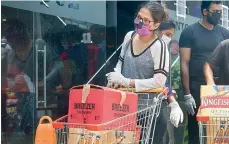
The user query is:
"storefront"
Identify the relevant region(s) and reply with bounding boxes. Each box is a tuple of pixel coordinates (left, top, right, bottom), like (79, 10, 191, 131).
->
(1, 1, 229, 144)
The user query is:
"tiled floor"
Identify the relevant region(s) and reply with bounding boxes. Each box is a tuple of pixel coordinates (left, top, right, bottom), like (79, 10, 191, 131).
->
(2, 133, 34, 144)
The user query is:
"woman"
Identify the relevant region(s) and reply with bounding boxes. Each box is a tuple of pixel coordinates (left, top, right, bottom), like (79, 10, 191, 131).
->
(158, 20, 178, 144)
(106, 2, 183, 143)
(158, 20, 176, 45)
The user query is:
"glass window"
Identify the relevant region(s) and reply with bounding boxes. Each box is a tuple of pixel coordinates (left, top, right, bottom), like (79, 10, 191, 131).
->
(1, 1, 111, 143)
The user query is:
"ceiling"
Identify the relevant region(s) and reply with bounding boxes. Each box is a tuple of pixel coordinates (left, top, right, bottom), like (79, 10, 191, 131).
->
(117, 1, 143, 16)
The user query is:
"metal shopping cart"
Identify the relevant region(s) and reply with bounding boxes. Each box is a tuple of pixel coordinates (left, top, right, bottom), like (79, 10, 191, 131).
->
(197, 109, 229, 144)
(52, 88, 168, 144)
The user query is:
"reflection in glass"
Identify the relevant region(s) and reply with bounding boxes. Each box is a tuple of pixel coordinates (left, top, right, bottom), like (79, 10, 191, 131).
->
(1, 1, 109, 143)
(2, 18, 36, 143)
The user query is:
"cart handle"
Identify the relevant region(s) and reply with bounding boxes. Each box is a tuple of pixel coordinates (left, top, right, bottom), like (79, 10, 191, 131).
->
(119, 87, 169, 102)
(118, 88, 165, 93)
(39, 116, 53, 124)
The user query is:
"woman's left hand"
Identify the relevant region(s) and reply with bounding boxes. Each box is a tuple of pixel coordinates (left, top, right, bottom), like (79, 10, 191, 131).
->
(106, 71, 130, 87)
(169, 101, 184, 128)
(107, 82, 119, 89)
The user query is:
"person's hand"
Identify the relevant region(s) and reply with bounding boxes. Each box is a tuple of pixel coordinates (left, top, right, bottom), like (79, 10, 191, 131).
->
(106, 71, 130, 87)
(14, 74, 25, 84)
(184, 94, 196, 115)
(13, 74, 28, 92)
(107, 82, 119, 89)
(169, 101, 184, 128)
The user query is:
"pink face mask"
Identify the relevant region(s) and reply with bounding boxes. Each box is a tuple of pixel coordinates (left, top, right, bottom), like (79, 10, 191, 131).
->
(134, 18, 151, 36)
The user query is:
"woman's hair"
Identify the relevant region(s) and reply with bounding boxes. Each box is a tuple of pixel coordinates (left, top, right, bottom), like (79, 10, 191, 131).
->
(2, 19, 29, 42)
(138, 1, 167, 23)
(158, 20, 176, 31)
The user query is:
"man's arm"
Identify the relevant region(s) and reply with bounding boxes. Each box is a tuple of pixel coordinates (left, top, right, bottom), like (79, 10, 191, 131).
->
(180, 48, 191, 95)
(204, 62, 215, 85)
(179, 26, 193, 95)
(179, 26, 197, 115)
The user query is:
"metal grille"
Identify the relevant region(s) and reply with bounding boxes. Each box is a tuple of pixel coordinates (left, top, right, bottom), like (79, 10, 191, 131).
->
(175, 0, 187, 19)
(52, 91, 167, 144)
(199, 117, 229, 144)
(222, 5, 229, 29)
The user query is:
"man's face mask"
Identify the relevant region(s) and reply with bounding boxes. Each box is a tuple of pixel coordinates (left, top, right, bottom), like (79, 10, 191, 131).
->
(206, 10, 221, 26)
(134, 17, 153, 36)
(161, 35, 171, 45)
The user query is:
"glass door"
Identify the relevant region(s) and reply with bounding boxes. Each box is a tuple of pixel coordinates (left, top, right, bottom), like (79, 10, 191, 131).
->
(2, 1, 109, 144)
(1, 4, 36, 143)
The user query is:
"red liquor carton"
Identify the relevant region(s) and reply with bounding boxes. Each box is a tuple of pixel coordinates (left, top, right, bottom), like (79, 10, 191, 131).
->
(68, 85, 138, 128)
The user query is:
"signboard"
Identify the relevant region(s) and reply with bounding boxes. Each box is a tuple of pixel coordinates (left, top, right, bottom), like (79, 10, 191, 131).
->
(1, 1, 106, 26)
(200, 85, 229, 116)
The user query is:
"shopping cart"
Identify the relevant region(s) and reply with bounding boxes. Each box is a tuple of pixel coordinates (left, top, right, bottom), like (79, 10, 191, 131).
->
(52, 88, 168, 144)
(197, 109, 229, 144)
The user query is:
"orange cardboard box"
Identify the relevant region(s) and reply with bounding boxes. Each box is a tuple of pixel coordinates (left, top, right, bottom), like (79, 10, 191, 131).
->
(198, 85, 229, 144)
(68, 85, 138, 129)
(68, 126, 141, 144)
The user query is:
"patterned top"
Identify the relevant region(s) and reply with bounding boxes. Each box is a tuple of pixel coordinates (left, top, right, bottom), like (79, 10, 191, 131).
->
(115, 31, 169, 109)
(116, 31, 169, 92)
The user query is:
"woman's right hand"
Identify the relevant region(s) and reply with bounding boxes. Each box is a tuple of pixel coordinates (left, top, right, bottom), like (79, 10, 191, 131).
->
(107, 82, 119, 89)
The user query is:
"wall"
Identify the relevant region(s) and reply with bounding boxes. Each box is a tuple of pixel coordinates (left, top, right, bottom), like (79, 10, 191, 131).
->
(168, 9, 200, 41)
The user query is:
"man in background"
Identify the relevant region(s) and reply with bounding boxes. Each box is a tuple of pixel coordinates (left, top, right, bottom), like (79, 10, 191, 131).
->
(179, 1, 229, 143)
(204, 39, 229, 85)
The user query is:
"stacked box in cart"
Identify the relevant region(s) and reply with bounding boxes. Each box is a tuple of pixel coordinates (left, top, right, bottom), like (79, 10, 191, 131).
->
(199, 85, 229, 116)
(67, 127, 141, 144)
(68, 85, 138, 127)
(198, 85, 229, 144)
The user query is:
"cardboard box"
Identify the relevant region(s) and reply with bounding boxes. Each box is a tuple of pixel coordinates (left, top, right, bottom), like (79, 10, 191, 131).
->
(68, 127, 141, 144)
(198, 85, 229, 144)
(68, 85, 138, 129)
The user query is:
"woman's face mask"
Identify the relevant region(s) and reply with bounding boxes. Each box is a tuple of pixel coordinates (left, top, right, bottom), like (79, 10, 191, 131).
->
(134, 18, 151, 36)
(161, 35, 172, 45)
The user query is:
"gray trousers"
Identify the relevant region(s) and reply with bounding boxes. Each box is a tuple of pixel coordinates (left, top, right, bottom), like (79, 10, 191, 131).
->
(153, 100, 168, 144)
(138, 100, 168, 144)
(163, 107, 175, 144)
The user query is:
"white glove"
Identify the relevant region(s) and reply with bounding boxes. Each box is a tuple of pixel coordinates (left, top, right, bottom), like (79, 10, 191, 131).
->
(169, 101, 184, 128)
(184, 94, 196, 116)
(106, 71, 130, 87)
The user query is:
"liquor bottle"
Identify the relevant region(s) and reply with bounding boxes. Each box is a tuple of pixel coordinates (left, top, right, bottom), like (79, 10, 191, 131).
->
(86, 133, 93, 144)
(94, 135, 101, 144)
(223, 121, 229, 143)
(78, 134, 85, 144)
(214, 121, 226, 143)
